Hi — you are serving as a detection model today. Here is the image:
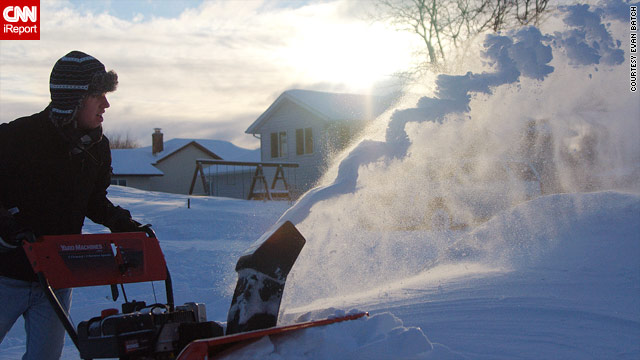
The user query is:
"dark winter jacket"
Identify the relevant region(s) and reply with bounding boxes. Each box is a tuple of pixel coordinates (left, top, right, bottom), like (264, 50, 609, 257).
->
(0, 108, 134, 282)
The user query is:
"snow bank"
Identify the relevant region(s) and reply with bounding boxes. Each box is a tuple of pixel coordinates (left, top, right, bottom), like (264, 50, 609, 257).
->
(453, 191, 640, 272)
(220, 310, 446, 360)
(410, 191, 640, 359)
(279, 191, 639, 360)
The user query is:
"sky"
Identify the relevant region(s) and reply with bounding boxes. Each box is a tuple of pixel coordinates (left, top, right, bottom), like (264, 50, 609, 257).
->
(0, 0, 420, 149)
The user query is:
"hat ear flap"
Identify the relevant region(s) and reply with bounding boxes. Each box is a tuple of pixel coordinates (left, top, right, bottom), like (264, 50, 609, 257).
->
(49, 103, 80, 128)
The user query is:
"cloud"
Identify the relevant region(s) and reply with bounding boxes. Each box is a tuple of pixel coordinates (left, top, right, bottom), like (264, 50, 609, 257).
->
(0, 0, 417, 148)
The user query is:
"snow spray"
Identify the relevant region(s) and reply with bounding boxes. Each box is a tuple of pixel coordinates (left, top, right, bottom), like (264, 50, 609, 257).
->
(279, 0, 640, 312)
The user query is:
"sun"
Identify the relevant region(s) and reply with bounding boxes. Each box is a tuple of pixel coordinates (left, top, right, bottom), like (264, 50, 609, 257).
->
(284, 20, 418, 92)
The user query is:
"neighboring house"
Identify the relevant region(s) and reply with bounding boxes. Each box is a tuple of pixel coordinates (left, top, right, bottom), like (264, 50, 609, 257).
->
(111, 129, 259, 195)
(245, 89, 396, 194)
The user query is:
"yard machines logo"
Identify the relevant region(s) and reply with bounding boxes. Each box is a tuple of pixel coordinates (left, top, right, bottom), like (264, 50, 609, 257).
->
(1, 0, 39, 40)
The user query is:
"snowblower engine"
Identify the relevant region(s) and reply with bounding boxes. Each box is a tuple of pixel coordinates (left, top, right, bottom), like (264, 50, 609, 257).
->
(22, 230, 227, 359)
(76, 301, 222, 359)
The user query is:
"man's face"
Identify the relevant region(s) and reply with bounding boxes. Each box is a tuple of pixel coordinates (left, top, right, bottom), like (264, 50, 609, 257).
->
(76, 93, 110, 130)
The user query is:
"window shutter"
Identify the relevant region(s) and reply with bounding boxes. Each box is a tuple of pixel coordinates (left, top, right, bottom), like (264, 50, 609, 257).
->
(296, 129, 304, 155)
(271, 132, 278, 158)
(279, 131, 288, 157)
(305, 128, 313, 154)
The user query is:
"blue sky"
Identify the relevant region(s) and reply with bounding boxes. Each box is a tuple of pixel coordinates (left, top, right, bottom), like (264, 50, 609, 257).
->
(67, 0, 202, 20)
(0, 0, 419, 148)
(71, 0, 205, 20)
(67, 0, 319, 20)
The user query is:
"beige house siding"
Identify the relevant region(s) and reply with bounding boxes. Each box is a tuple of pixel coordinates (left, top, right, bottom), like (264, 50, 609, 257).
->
(111, 136, 259, 196)
(150, 144, 220, 194)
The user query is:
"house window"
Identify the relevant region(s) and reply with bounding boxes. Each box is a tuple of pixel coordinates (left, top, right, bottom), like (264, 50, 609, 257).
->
(270, 131, 287, 158)
(110, 179, 127, 186)
(296, 127, 313, 155)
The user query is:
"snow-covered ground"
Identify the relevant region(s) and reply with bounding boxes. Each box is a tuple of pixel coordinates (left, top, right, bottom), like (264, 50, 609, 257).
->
(1, 187, 636, 359)
(1, 1, 639, 359)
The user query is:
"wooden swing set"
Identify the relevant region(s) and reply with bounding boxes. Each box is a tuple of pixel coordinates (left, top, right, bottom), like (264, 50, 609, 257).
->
(188, 159, 299, 200)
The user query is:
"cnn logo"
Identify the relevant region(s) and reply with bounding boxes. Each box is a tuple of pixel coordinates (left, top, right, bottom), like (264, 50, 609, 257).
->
(4, 6, 37, 22)
(1, 0, 40, 40)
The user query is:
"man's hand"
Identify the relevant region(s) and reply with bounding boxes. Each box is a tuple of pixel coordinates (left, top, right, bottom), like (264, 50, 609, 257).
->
(106, 206, 151, 233)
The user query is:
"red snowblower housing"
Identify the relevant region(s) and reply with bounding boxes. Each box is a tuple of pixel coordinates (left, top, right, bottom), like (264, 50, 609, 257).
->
(22, 220, 309, 359)
(23, 229, 222, 359)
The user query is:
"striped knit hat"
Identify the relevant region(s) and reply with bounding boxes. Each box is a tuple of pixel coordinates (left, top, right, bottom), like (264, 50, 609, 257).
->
(49, 51, 117, 127)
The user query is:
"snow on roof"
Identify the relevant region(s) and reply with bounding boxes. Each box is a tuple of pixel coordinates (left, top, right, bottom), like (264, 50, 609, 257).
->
(111, 138, 260, 176)
(246, 89, 397, 134)
(111, 149, 163, 176)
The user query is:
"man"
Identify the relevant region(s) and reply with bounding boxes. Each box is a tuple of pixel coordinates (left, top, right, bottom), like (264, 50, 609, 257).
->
(0, 51, 146, 359)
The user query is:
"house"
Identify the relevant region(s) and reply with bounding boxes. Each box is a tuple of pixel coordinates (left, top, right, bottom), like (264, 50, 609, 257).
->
(111, 129, 259, 195)
(245, 89, 396, 194)
(112, 90, 395, 199)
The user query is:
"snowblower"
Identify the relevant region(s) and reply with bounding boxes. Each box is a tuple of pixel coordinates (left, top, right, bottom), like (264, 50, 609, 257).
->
(22, 221, 366, 359)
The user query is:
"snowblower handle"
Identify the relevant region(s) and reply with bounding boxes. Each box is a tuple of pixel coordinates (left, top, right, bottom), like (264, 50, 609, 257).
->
(141, 224, 155, 238)
(24, 232, 169, 288)
(134, 225, 175, 311)
(23, 231, 174, 351)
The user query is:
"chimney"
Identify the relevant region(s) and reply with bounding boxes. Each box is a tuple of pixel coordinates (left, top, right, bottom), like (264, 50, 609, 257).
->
(152, 128, 163, 155)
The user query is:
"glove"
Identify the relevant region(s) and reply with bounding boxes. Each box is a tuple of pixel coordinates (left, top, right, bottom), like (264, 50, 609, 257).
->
(110, 217, 144, 233)
(106, 206, 148, 233)
(0, 207, 36, 252)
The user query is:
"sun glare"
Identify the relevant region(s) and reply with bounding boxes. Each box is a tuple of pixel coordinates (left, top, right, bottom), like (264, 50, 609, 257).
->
(285, 21, 417, 92)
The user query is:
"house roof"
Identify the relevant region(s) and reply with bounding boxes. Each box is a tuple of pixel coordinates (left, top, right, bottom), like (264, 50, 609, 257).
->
(111, 138, 260, 176)
(245, 89, 397, 134)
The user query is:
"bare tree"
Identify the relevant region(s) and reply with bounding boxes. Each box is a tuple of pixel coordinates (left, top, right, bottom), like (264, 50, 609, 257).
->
(483, 0, 550, 31)
(515, 0, 549, 26)
(373, 0, 550, 68)
(107, 131, 140, 149)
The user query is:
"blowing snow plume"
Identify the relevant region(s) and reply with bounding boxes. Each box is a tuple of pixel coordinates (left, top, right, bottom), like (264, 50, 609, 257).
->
(279, 0, 640, 311)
